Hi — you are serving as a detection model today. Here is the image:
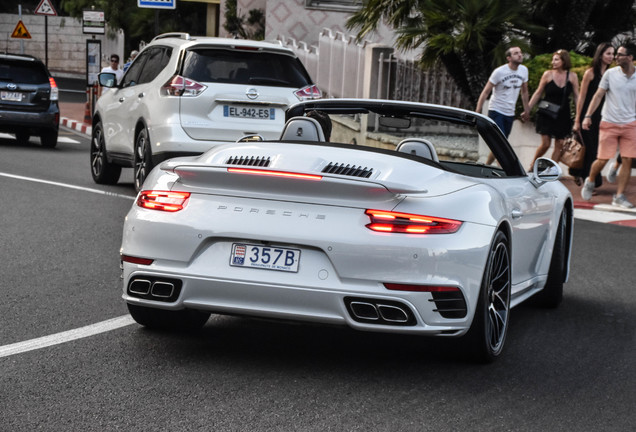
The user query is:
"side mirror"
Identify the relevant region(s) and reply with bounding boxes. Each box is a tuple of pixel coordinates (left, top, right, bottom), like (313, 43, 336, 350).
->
(531, 157, 561, 186)
(98, 72, 116, 88)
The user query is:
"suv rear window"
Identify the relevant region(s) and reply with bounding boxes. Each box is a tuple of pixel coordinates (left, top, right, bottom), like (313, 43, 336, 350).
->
(0, 60, 49, 84)
(182, 48, 312, 88)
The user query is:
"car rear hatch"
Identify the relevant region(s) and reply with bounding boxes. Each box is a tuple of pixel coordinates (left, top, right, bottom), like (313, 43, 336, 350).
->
(0, 58, 55, 112)
(174, 45, 319, 142)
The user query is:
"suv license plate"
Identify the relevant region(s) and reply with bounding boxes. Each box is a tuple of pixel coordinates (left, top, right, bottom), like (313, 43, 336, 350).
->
(224, 105, 275, 120)
(230, 243, 300, 273)
(1, 91, 23, 102)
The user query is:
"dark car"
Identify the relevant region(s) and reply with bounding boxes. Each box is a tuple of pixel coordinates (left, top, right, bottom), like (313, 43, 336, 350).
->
(0, 53, 59, 147)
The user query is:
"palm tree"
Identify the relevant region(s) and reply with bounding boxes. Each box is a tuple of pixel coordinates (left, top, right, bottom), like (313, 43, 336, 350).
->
(347, 0, 542, 105)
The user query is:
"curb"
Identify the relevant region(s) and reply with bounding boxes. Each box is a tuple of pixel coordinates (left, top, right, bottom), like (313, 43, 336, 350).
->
(573, 201, 636, 215)
(60, 116, 91, 136)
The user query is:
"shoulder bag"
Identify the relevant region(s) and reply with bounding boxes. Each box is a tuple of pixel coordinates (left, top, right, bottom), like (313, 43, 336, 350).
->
(560, 129, 585, 169)
(537, 71, 569, 120)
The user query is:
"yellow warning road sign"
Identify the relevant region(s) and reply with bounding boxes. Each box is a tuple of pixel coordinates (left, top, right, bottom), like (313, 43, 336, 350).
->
(11, 20, 32, 39)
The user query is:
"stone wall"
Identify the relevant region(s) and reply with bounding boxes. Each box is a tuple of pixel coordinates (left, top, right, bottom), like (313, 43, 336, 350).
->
(0, 13, 124, 80)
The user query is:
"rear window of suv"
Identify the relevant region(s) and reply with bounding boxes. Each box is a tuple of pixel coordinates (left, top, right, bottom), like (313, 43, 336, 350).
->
(0, 60, 49, 84)
(182, 48, 312, 88)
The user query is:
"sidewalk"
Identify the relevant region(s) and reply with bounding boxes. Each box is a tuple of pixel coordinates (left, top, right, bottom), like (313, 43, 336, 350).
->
(58, 101, 636, 216)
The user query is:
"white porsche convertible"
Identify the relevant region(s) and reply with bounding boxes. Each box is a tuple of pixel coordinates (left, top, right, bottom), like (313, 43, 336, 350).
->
(120, 99, 573, 362)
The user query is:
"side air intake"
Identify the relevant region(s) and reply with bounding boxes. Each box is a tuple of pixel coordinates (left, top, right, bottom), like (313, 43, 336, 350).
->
(226, 156, 271, 167)
(322, 162, 373, 178)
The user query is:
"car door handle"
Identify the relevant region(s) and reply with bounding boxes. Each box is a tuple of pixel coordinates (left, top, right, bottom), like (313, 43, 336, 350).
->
(118, 97, 125, 103)
(138, 93, 145, 99)
(511, 209, 523, 219)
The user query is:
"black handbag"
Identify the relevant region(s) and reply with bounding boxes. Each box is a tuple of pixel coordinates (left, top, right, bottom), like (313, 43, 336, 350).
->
(537, 71, 569, 120)
(537, 100, 561, 119)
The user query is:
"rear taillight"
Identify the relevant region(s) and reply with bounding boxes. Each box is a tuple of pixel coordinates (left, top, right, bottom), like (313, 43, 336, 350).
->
(294, 84, 322, 101)
(161, 75, 207, 97)
(227, 167, 322, 181)
(365, 209, 462, 234)
(137, 191, 190, 212)
(49, 77, 58, 101)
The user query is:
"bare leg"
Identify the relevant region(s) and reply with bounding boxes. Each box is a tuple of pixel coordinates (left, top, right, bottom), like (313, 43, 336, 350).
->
(529, 134, 552, 169)
(587, 158, 609, 184)
(551, 138, 564, 163)
(616, 156, 632, 196)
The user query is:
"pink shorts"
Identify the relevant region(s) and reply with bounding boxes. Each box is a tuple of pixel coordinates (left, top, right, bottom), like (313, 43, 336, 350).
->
(598, 120, 636, 159)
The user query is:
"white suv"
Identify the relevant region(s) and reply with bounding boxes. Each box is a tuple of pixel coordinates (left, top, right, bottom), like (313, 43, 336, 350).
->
(91, 33, 321, 190)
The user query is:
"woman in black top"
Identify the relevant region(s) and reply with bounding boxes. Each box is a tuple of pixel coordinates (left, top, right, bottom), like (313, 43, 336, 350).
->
(525, 49, 580, 170)
(572, 43, 615, 186)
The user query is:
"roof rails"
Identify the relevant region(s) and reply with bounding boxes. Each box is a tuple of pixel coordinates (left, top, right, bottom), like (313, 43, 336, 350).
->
(151, 32, 191, 42)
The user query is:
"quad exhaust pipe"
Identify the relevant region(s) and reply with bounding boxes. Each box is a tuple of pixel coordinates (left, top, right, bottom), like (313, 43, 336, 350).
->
(345, 297, 415, 326)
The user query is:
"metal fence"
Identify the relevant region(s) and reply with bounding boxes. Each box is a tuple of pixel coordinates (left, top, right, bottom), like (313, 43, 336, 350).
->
(279, 29, 471, 109)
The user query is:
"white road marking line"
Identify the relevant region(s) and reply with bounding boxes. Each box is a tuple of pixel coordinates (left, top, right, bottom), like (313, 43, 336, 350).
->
(0, 315, 136, 358)
(0, 172, 135, 200)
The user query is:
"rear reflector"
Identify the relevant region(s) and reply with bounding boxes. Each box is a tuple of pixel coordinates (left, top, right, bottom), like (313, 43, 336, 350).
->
(384, 283, 461, 292)
(137, 190, 190, 212)
(227, 167, 322, 181)
(121, 254, 154, 265)
(365, 209, 462, 234)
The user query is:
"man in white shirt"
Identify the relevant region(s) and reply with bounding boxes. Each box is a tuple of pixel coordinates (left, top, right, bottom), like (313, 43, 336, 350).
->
(101, 54, 124, 84)
(581, 43, 636, 209)
(476, 46, 531, 164)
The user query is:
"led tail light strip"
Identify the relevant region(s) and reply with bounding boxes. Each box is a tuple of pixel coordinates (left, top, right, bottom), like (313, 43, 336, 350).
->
(365, 209, 462, 234)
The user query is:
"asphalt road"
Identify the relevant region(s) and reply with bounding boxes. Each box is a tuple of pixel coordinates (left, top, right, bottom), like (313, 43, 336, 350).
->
(1, 128, 635, 431)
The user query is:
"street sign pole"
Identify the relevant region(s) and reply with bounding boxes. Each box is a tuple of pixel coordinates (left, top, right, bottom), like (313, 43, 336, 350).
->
(45, 16, 48, 66)
(19, 4, 24, 54)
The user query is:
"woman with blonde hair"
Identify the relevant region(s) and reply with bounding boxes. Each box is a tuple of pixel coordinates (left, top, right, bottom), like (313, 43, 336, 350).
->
(525, 49, 580, 169)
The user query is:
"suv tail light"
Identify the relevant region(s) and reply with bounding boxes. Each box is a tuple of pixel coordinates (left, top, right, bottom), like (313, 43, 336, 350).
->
(137, 191, 191, 212)
(294, 84, 322, 101)
(365, 209, 462, 234)
(49, 77, 58, 101)
(161, 75, 207, 97)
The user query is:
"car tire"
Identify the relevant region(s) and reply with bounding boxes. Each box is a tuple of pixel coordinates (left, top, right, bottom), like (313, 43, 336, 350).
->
(134, 126, 154, 192)
(15, 131, 30, 145)
(535, 209, 567, 308)
(127, 303, 211, 331)
(40, 128, 58, 148)
(465, 230, 511, 363)
(90, 120, 121, 184)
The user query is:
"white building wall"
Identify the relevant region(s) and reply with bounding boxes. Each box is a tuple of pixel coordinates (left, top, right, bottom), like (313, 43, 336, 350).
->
(0, 13, 124, 80)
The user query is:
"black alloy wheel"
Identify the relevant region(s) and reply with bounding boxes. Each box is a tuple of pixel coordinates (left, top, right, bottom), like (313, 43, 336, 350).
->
(465, 230, 511, 363)
(134, 127, 154, 192)
(90, 120, 121, 184)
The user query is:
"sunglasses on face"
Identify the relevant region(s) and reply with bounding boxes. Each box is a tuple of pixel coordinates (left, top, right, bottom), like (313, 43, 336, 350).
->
(111, 59, 119, 62)
(615, 53, 630, 57)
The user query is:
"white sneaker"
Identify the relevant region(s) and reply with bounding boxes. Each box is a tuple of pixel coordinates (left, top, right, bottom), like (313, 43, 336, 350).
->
(612, 194, 635, 209)
(581, 178, 594, 201)
(607, 165, 618, 183)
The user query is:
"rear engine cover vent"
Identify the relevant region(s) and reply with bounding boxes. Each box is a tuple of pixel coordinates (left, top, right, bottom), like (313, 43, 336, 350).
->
(226, 156, 271, 167)
(322, 162, 373, 178)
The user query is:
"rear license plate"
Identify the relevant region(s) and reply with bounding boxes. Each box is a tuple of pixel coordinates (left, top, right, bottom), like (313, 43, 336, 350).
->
(223, 105, 275, 120)
(230, 243, 300, 272)
(1, 91, 23, 102)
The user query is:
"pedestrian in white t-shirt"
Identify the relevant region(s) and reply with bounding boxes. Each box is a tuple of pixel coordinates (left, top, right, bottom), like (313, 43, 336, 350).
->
(476, 47, 531, 165)
(101, 54, 123, 84)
